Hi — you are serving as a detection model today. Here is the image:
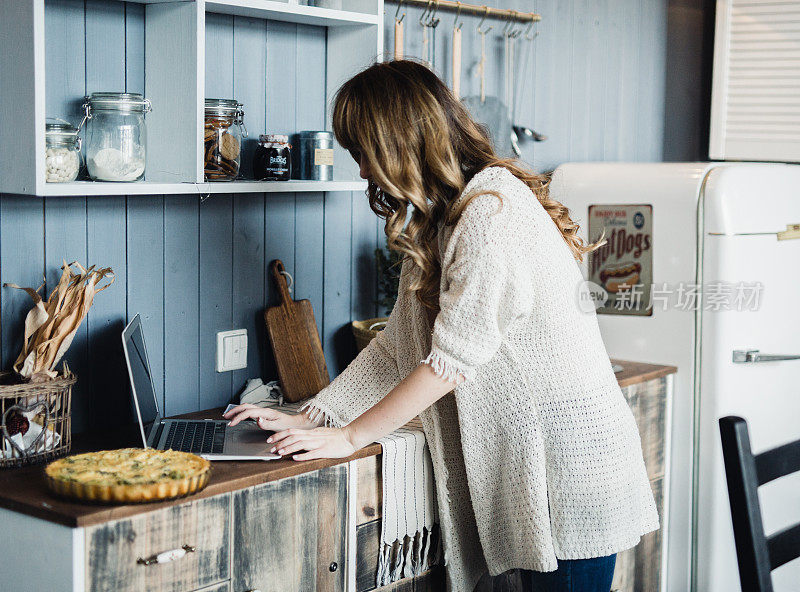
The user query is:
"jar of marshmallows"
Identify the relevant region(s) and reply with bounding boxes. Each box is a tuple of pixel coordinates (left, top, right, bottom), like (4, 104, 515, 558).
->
(45, 119, 81, 183)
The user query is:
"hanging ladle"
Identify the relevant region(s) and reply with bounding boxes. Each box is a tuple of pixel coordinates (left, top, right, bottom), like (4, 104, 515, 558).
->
(511, 18, 547, 150)
(504, 14, 525, 156)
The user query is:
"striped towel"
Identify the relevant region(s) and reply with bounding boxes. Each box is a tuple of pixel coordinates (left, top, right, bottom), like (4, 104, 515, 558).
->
(375, 417, 439, 586)
(238, 382, 439, 587)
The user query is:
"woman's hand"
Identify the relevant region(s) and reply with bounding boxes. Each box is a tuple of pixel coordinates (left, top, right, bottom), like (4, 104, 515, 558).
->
(267, 426, 357, 461)
(223, 404, 313, 432)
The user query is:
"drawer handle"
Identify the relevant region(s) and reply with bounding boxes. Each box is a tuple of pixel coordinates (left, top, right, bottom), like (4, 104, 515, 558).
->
(137, 544, 196, 566)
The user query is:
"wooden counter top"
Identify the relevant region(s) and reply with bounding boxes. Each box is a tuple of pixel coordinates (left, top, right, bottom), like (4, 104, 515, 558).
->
(0, 359, 675, 528)
(0, 407, 381, 528)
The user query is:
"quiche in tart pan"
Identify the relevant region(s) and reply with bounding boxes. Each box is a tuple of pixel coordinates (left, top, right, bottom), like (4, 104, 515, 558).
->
(45, 448, 211, 503)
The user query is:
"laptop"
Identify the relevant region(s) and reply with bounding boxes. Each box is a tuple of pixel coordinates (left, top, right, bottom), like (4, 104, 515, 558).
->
(122, 314, 280, 461)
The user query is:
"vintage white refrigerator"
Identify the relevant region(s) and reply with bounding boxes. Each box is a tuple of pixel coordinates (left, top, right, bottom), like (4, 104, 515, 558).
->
(550, 162, 800, 592)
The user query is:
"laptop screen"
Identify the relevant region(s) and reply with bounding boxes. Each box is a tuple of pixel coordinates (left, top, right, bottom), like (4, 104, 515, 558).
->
(122, 316, 159, 430)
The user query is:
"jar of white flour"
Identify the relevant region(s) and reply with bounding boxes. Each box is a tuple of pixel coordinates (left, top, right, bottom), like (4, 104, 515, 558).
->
(83, 93, 151, 182)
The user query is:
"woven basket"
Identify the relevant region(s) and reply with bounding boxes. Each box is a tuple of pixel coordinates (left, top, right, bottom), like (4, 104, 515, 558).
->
(0, 371, 76, 468)
(351, 317, 389, 352)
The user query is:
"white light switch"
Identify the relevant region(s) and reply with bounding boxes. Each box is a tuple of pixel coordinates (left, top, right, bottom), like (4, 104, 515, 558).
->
(216, 329, 248, 372)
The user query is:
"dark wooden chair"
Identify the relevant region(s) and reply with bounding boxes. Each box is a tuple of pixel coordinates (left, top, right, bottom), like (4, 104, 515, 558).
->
(719, 416, 800, 592)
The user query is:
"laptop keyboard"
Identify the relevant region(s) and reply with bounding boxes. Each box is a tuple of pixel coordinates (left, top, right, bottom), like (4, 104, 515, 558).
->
(163, 421, 225, 455)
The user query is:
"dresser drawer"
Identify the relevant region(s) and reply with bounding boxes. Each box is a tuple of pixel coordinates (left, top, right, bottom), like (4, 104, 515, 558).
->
(232, 465, 348, 592)
(85, 493, 230, 592)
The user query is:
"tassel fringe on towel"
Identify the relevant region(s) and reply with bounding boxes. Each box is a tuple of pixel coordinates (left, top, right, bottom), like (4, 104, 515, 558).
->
(377, 527, 438, 587)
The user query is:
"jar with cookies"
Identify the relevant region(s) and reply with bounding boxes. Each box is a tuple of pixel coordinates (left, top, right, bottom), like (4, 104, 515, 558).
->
(204, 99, 246, 181)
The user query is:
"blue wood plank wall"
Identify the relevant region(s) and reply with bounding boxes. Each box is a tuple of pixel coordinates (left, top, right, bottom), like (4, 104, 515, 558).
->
(384, 0, 668, 171)
(0, 0, 671, 433)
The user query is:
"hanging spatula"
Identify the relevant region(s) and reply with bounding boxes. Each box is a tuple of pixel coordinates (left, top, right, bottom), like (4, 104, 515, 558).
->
(394, 1, 405, 60)
(452, 6, 463, 98)
(264, 259, 330, 403)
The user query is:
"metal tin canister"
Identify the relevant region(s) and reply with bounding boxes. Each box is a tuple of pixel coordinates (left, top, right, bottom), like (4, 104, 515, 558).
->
(295, 131, 334, 180)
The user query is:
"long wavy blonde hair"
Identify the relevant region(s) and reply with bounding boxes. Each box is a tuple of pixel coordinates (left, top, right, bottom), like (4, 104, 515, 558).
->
(332, 59, 594, 312)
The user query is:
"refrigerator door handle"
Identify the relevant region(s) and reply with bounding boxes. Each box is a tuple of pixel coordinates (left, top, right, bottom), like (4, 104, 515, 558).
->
(732, 349, 800, 363)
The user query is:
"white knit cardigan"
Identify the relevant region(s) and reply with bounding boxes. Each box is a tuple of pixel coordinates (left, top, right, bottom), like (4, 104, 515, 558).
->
(301, 167, 659, 592)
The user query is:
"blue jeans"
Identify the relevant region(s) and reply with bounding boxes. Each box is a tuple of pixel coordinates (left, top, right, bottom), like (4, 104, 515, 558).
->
(521, 554, 617, 592)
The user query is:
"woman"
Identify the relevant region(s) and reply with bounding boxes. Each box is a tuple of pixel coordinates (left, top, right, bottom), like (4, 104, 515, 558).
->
(225, 60, 658, 592)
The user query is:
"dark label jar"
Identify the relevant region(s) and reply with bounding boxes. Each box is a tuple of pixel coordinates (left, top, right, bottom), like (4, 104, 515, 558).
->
(253, 134, 291, 181)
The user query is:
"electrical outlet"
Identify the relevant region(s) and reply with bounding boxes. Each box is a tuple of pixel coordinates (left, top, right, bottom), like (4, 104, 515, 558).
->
(216, 329, 247, 372)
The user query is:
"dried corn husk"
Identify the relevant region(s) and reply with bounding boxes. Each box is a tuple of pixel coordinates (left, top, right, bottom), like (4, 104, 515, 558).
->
(4, 262, 114, 381)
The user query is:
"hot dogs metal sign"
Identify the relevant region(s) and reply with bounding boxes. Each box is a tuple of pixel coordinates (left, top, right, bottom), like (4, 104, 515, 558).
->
(588, 204, 653, 316)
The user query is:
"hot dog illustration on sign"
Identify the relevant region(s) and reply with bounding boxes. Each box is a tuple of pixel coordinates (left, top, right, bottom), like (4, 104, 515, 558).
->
(588, 204, 653, 316)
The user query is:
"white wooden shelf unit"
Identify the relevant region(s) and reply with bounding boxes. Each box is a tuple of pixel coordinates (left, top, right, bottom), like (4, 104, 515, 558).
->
(0, 0, 383, 197)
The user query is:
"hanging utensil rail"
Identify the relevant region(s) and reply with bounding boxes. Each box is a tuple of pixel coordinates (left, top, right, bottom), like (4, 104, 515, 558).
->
(385, 0, 540, 24)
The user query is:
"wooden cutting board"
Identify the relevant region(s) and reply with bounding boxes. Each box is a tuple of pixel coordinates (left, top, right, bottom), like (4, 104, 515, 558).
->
(264, 259, 330, 403)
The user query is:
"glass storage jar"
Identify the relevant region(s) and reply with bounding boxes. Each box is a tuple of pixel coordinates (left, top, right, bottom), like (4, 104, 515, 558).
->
(253, 134, 291, 181)
(45, 119, 81, 183)
(205, 99, 246, 181)
(82, 92, 150, 182)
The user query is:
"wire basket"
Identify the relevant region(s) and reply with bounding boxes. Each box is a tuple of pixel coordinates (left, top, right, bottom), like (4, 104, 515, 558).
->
(0, 371, 76, 468)
(351, 317, 389, 352)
